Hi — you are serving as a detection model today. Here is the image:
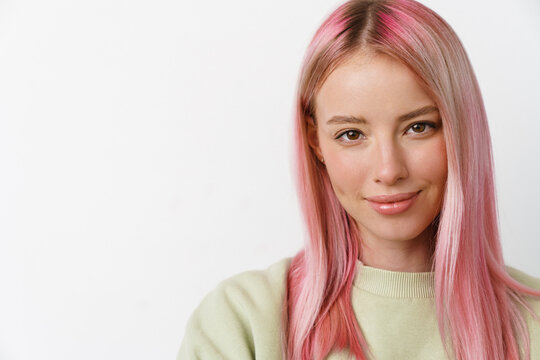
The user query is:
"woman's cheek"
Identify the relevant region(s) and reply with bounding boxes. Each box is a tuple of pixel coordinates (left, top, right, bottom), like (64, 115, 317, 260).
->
(326, 152, 367, 201)
(409, 137, 447, 181)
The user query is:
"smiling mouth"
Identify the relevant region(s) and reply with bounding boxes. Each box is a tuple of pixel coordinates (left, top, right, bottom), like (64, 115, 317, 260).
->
(365, 191, 420, 203)
(365, 191, 421, 215)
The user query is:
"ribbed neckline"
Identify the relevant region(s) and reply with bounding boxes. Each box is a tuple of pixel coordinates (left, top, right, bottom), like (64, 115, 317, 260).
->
(353, 260, 435, 298)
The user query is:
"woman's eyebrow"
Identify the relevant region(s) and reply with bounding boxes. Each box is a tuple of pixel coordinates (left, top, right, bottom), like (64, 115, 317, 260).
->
(326, 105, 439, 125)
(326, 115, 367, 125)
(398, 105, 439, 122)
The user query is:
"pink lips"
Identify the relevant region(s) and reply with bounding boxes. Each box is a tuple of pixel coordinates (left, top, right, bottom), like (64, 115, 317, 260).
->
(366, 191, 420, 215)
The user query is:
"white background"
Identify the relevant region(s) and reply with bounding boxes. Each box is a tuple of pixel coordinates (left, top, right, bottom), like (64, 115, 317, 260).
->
(0, 0, 539, 359)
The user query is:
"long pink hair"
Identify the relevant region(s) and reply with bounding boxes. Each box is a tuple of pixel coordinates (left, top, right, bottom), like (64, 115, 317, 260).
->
(283, 0, 540, 359)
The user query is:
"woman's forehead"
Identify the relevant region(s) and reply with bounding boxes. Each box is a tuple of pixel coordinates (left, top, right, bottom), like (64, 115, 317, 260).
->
(315, 53, 434, 123)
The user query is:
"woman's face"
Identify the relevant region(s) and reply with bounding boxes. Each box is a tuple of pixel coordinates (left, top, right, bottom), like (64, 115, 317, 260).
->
(310, 52, 447, 246)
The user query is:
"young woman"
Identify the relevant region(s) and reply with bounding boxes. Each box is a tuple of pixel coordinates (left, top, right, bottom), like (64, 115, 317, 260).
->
(178, 0, 540, 359)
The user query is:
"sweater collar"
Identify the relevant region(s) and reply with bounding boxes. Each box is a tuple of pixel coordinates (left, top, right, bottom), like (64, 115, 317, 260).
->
(353, 260, 435, 298)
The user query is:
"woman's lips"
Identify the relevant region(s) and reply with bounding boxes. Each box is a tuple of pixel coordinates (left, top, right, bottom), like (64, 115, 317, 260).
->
(366, 191, 420, 215)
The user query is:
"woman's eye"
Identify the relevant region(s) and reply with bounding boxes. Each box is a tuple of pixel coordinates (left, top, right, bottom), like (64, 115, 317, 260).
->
(337, 130, 364, 142)
(407, 122, 436, 135)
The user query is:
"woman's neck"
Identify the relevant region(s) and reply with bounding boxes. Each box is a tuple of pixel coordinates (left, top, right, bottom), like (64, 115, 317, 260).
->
(358, 228, 434, 273)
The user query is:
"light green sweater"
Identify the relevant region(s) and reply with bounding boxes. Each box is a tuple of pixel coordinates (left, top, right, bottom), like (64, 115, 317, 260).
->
(178, 258, 540, 359)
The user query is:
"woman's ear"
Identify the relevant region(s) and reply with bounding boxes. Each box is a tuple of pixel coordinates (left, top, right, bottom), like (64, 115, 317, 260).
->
(306, 117, 324, 162)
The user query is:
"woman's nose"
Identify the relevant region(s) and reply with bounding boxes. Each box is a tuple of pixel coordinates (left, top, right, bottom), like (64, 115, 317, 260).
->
(372, 140, 408, 185)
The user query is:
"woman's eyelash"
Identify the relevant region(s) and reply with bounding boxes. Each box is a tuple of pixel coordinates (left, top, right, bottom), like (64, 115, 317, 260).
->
(406, 121, 437, 134)
(336, 130, 365, 142)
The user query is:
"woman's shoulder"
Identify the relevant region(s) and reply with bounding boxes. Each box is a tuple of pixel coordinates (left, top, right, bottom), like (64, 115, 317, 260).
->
(505, 266, 540, 357)
(506, 265, 540, 290)
(177, 257, 292, 360)
(193, 256, 292, 327)
(505, 265, 540, 310)
(505, 265, 540, 322)
(216, 257, 292, 300)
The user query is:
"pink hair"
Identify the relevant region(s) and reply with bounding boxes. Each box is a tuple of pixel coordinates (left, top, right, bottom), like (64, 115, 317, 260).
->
(283, 0, 540, 359)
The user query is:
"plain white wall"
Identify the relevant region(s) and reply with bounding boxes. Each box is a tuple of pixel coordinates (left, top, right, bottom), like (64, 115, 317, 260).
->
(0, 0, 539, 359)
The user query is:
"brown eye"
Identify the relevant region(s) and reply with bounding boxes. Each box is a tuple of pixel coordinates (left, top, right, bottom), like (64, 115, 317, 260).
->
(411, 123, 426, 133)
(345, 130, 360, 140)
(336, 129, 365, 143)
(407, 122, 437, 135)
